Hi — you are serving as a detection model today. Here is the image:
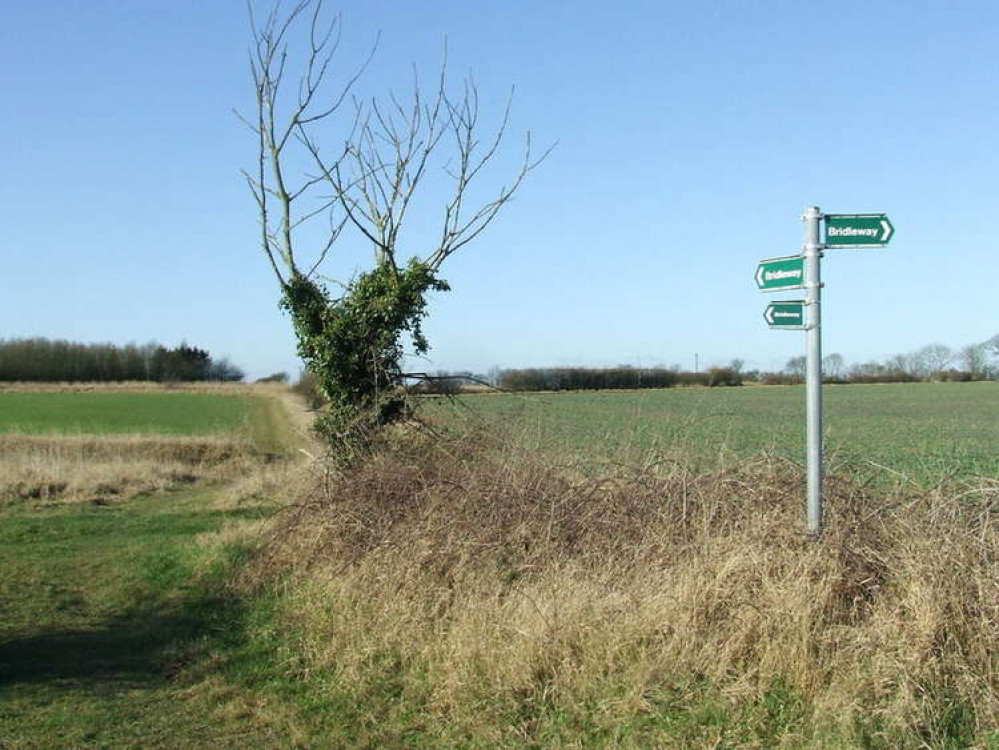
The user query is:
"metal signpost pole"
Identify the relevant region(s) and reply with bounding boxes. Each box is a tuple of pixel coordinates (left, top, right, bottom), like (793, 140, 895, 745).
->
(758, 207, 891, 536)
(803, 206, 823, 537)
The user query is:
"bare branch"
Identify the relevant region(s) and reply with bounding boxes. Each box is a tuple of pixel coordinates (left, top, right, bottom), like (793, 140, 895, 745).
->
(246, 0, 548, 299)
(244, 0, 376, 283)
(306, 212, 348, 278)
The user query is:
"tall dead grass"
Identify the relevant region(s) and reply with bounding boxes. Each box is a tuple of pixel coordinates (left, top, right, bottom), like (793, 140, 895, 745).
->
(249, 428, 999, 745)
(0, 434, 265, 505)
(0, 381, 268, 394)
(0, 383, 318, 506)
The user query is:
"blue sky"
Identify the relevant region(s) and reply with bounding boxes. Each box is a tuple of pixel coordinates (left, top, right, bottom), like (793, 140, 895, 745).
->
(3, 1, 997, 378)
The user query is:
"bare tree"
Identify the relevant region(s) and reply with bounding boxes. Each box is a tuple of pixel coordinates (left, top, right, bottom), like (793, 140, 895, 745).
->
(785, 356, 806, 377)
(914, 343, 952, 378)
(240, 0, 549, 445)
(822, 352, 845, 379)
(885, 352, 914, 376)
(960, 343, 989, 377)
(242, 0, 548, 286)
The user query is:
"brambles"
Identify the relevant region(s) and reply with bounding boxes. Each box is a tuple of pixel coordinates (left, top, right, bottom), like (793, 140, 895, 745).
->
(243, 425, 999, 745)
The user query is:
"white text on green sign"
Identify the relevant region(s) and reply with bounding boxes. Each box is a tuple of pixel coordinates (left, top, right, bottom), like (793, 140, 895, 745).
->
(824, 213, 893, 247)
(756, 255, 805, 292)
(764, 300, 806, 329)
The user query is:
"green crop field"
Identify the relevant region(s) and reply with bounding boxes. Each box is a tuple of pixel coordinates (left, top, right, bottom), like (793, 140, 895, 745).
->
(0, 392, 270, 439)
(435, 381, 999, 486)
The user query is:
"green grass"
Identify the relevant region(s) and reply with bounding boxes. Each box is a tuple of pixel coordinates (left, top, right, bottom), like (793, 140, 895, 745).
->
(0, 388, 302, 746)
(0, 392, 270, 440)
(0, 488, 287, 748)
(433, 381, 999, 485)
(3, 479, 986, 746)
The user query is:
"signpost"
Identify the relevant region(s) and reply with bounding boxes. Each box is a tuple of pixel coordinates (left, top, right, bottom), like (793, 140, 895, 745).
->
(756, 256, 805, 292)
(802, 207, 823, 539)
(824, 213, 894, 247)
(764, 300, 806, 328)
(756, 207, 893, 538)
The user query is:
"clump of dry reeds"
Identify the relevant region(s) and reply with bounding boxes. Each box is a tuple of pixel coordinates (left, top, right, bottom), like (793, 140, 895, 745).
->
(249, 428, 999, 744)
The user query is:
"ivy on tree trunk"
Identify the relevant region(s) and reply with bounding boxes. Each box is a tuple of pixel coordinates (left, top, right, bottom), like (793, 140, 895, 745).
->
(281, 260, 449, 445)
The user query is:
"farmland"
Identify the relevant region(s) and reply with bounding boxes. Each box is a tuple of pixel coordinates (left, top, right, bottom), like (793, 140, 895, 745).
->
(0, 386, 301, 508)
(0, 391, 267, 438)
(433, 381, 999, 486)
(4, 381, 999, 746)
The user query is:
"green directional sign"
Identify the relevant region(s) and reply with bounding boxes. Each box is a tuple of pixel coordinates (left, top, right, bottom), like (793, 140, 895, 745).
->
(756, 255, 805, 291)
(824, 213, 894, 247)
(764, 300, 806, 329)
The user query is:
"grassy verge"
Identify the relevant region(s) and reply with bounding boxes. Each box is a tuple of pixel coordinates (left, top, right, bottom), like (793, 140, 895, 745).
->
(0, 487, 283, 747)
(0, 434, 261, 508)
(237, 426, 999, 747)
(0, 384, 311, 507)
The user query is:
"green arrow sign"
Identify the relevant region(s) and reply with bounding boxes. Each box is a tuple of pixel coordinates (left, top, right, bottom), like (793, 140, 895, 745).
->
(764, 300, 806, 329)
(756, 255, 805, 291)
(824, 213, 894, 247)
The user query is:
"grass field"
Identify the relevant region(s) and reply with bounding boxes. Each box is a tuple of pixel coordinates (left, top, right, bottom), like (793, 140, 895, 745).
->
(434, 381, 999, 486)
(0, 392, 268, 438)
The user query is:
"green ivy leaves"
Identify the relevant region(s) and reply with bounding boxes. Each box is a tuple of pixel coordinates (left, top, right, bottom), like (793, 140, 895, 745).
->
(280, 259, 448, 456)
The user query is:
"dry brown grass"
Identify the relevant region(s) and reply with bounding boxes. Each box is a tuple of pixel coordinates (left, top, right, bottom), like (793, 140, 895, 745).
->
(0, 383, 318, 507)
(0, 381, 268, 394)
(247, 427, 999, 744)
(0, 433, 268, 505)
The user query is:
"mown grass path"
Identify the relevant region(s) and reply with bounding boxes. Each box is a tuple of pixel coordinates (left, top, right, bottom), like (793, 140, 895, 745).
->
(0, 490, 274, 747)
(0, 388, 308, 747)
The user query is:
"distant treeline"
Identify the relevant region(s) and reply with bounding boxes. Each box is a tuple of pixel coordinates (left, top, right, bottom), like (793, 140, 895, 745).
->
(0, 338, 244, 382)
(410, 366, 743, 394)
(781, 337, 999, 385)
(499, 366, 744, 391)
(416, 350, 999, 394)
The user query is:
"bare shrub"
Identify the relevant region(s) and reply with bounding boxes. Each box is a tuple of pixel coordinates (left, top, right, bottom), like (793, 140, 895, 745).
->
(247, 429, 999, 744)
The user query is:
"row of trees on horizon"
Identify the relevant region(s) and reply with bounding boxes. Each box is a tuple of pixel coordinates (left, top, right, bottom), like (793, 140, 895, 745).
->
(4, 334, 996, 390)
(789, 336, 999, 384)
(0, 338, 245, 383)
(416, 335, 999, 393)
